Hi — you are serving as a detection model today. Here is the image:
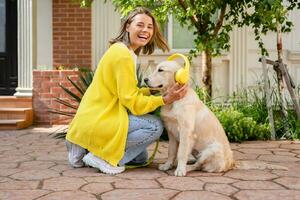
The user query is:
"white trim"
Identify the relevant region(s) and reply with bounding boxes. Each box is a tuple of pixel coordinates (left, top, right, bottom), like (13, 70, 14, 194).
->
(92, 0, 121, 70)
(35, 0, 52, 69)
(15, 0, 33, 97)
(167, 15, 173, 49)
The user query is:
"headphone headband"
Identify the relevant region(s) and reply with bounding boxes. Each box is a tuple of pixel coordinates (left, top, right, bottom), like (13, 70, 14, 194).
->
(166, 53, 190, 71)
(166, 53, 190, 84)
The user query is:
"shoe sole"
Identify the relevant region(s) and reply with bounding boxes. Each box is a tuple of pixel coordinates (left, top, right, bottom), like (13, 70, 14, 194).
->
(83, 153, 124, 175)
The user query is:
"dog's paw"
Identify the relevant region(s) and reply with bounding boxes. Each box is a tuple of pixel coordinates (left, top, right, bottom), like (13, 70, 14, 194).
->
(159, 163, 173, 171)
(174, 167, 186, 176)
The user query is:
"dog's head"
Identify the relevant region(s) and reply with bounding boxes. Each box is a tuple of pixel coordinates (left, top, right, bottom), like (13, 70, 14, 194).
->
(144, 60, 181, 93)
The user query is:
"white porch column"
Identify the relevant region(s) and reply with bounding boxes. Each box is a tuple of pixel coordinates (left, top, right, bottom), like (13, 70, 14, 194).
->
(14, 0, 33, 97)
(229, 26, 248, 94)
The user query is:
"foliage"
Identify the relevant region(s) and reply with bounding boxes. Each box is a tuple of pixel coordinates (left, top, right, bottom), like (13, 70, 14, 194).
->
(233, 0, 300, 56)
(49, 70, 94, 138)
(71, 0, 93, 7)
(213, 106, 270, 142)
(195, 86, 270, 142)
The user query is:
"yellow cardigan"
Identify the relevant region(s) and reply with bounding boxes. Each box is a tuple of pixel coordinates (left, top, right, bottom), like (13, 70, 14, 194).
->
(66, 43, 164, 166)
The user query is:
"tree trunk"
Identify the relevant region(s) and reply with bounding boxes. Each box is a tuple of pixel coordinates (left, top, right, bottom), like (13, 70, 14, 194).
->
(201, 50, 212, 99)
(276, 21, 290, 138)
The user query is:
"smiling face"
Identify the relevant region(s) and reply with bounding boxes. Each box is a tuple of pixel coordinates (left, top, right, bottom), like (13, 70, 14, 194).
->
(145, 61, 181, 93)
(126, 14, 154, 51)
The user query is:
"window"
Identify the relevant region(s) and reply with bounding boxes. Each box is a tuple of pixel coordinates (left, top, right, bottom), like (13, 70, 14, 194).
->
(167, 16, 195, 50)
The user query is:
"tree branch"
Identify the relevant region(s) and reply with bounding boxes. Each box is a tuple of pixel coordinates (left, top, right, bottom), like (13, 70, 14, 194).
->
(178, 0, 201, 31)
(213, 5, 227, 36)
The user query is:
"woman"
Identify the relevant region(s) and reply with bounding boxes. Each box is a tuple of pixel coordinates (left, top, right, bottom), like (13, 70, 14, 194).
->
(65, 7, 188, 174)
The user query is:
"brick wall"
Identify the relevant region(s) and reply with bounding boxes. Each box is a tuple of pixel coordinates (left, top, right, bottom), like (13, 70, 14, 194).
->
(33, 70, 81, 125)
(53, 0, 91, 69)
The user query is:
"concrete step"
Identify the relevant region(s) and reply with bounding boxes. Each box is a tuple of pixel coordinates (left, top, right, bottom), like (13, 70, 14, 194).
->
(0, 96, 32, 108)
(0, 119, 29, 130)
(0, 108, 33, 120)
(0, 96, 33, 130)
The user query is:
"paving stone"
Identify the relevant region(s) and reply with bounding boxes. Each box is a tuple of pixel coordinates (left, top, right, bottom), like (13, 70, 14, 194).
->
(43, 177, 86, 191)
(196, 176, 237, 184)
(258, 154, 300, 162)
(230, 143, 240, 149)
(0, 180, 39, 190)
(234, 189, 300, 200)
(0, 145, 16, 151)
(19, 161, 56, 170)
(84, 176, 125, 183)
(272, 151, 297, 156)
(1, 149, 33, 156)
(116, 168, 167, 179)
(0, 168, 22, 176)
(50, 164, 71, 173)
(187, 171, 224, 177)
(81, 182, 113, 194)
(233, 151, 258, 160)
(0, 190, 50, 200)
(237, 148, 272, 155)
(10, 169, 60, 180)
(173, 191, 232, 200)
(205, 183, 238, 196)
(0, 162, 18, 169)
(280, 143, 300, 150)
(157, 176, 204, 190)
(291, 150, 300, 154)
(233, 180, 285, 190)
(0, 155, 33, 163)
(101, 189, 178, 200)
(271, 162, 300, 177)
(2, 127, 300, 200)
(274, 177, 300, 189)
(115, 179, 160, 189)
(38, 191, 97, 200)
(63, 167, 104, 177)
(36, 151, 67, 161)
(0, 177, 11, 183)
(238, 141, 280, 149)
(224, 170, 278, 180)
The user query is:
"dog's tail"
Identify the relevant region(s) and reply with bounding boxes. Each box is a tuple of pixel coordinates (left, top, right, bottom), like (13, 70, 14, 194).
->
(233, 160, 288, 170)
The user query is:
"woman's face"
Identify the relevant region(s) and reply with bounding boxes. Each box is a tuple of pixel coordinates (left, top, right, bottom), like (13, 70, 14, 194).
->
(126, 14, 154, 51)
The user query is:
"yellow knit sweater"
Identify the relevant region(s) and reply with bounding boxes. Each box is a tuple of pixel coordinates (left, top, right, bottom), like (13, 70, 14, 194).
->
(66, 43, 164, 166)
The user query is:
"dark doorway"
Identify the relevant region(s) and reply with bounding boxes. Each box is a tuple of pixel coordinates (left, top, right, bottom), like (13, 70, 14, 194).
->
(0, 0, 17, 95)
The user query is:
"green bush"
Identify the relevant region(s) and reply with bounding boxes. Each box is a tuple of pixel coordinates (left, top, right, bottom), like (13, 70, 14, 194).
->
(212, 107, 270, 142)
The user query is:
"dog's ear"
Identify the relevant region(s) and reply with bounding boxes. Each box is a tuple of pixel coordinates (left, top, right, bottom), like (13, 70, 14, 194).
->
(167, 54, 190, 84)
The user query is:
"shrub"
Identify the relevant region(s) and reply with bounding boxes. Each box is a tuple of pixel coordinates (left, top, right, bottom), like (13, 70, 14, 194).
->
(212, 107, 270, 142)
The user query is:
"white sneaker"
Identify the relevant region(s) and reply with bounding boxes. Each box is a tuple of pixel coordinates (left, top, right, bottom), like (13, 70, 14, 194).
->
(82, 152, 125, 175)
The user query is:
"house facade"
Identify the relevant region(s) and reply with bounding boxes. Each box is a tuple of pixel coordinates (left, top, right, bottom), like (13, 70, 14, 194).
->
(1, 0, 300, 127)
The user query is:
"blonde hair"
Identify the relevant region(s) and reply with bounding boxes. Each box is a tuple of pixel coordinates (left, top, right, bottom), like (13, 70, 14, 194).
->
(110, 7, 169, 55)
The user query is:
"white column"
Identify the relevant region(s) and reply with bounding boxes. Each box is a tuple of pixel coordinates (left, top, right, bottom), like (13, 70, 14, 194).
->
(92, 0, 121, 70)
(229, 26, 248, 94)
(14, 0, 33, 97)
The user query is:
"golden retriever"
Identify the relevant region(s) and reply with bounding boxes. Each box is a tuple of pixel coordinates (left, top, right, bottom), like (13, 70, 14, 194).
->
(145, 60, 287, 176)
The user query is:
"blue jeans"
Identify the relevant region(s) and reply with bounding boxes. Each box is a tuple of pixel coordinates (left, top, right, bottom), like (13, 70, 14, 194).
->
(66, 114, 163, 167)
(118, 114, 163, 166)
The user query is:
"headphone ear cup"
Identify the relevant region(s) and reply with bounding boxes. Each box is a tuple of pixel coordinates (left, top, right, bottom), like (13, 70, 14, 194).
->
(175, 68, 189, 84)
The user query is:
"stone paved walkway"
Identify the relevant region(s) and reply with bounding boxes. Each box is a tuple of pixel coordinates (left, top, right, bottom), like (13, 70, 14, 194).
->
(0, 126, 300, 200)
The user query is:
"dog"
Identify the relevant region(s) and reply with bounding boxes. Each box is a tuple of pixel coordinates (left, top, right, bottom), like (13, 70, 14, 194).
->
(145, 60, 287, 176)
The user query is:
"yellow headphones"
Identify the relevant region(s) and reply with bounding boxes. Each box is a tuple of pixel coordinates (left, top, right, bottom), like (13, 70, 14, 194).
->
(167, 53, 190, 84)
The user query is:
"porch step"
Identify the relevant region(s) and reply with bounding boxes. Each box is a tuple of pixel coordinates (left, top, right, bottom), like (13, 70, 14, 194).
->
(0, 96, 33, 130)
(0, 108, 33, 120)
(0, 96, 32, 108)
(0, 119, 28, 130)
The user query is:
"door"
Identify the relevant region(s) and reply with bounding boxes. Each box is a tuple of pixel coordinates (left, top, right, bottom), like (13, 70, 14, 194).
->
(0, 0, 17, 95)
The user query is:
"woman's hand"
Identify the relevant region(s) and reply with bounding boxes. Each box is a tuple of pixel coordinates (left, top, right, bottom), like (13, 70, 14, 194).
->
(162, 84, 188, 104)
